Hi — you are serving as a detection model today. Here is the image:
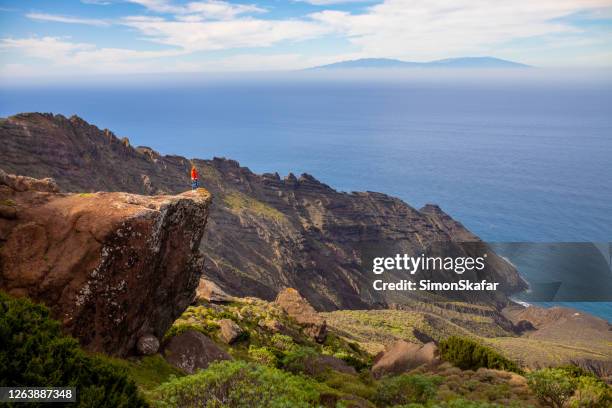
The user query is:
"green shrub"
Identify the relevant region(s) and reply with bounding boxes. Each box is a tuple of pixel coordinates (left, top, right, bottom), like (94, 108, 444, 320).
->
(569, 376, 612, 408)
(153, 360, 322, 408)
(439, 337, 521, 373)
(322, 333, 370, 371)
(556, 365, 596, 379)
(105, 354, 184, 395)
(270, 333, 295, 351)
(374, 374, 442, 406)
(321, 370, 376, 400)
(248, 345, 278, 366)
(526, 368, 577, 408)
(0, 292, 147, 407)
(163, 321, 219, 342)
(281, 346, 320, 374)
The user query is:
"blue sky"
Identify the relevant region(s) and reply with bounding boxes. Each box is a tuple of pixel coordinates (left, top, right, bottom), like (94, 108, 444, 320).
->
(1, 0, 612, 77)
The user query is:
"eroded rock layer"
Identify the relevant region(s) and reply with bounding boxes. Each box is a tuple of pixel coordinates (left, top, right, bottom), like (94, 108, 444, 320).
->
(0, 113, 526, 310)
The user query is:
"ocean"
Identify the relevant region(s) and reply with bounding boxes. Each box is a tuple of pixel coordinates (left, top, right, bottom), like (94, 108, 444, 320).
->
(1, 73, 611, 320)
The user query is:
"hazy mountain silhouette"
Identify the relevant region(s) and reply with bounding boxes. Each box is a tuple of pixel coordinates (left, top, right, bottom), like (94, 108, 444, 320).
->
(310, 56, 530, 70)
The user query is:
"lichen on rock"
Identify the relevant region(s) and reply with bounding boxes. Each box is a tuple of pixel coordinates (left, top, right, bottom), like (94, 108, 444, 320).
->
(0, 171, 212, 357)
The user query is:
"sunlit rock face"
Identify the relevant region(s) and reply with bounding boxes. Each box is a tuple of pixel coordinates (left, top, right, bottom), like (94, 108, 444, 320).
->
(0, 169, 212, 356)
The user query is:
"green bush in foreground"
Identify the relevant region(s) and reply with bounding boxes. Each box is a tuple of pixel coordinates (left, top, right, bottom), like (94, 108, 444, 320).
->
(569, 375, 612, 408)
(438, 336, 521, 373)
(0, 291, 147, 407)
(373, 374, 442, 406)
(526, 368, 576, 408)
(153, 360, 322, 408)
(526, 367, 611, 408)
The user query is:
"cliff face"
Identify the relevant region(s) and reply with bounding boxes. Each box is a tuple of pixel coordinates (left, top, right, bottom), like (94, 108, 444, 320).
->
(0, 113, 526, 310)
(0, 169, 212, 356)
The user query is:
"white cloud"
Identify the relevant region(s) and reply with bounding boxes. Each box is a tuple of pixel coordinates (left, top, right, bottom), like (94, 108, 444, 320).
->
(298, 0, 375, 4)
(309, 0, 612, 61)
(0, 36, 188, 75)
(126, 0, 265, 20)
(3, 0, 612, 76)
(26, 12, 110, 26)
(121, 16, 332, 52)
(120, 0, 612, 64)
(0, 37, 95, 60)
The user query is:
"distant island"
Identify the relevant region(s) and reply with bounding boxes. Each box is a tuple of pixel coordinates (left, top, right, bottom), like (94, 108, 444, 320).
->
(309, 56, 530, 70)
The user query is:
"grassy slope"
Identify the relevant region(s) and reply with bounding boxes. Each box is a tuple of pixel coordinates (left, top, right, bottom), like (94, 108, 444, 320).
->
(322, 299, 611, 368)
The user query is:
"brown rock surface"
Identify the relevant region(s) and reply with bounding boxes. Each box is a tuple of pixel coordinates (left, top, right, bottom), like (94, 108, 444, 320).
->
(162, 330, 231, 374)
(0, 169, 211, 356)
(196, 278, 235, 302)
(218, 318, 243, 344)
(372, 340, 439, 378)
(275, 288, 328, 342)
(0, 113, 527, 310)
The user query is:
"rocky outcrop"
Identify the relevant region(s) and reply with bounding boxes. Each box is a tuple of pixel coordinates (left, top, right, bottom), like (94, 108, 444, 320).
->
(0, 113, 527, 310)
(275, 288, 327, 342)
(162, 330, 231, 374)
(0, 169, 212, 356)
(196, 278, 235, 303)
(372, 340, 439, 378)
(218, 319, 244, 344)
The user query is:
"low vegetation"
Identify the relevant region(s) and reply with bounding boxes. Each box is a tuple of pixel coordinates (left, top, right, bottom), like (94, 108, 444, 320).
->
(373, 373, 442, 406)
(223, 191, 287, 222)
(439, 336, 521, 373)
(526, 366, 611, 408)
(166, 298, 371, 371)
(0, 292, 147, 407)
(4, 291, 610, 408)
(153, 360, 324, 408)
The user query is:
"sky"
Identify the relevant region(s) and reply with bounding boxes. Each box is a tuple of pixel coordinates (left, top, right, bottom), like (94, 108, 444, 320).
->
(0, 0, 612, 78)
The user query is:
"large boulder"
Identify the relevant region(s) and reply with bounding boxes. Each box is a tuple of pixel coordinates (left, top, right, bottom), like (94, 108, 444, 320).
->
(218, 319, 244, 344)
(275, 288, 327, 342)
(163, 330, 231, 374)
(372, 340, 439, 378)
(0, 171, 212, 356)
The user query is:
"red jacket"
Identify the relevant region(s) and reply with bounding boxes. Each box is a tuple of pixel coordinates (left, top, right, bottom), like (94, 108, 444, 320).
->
(191, 167, 198, 180)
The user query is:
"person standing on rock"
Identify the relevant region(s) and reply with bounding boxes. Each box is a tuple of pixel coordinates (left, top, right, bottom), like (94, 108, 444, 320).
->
(191, 164, 199, 190)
